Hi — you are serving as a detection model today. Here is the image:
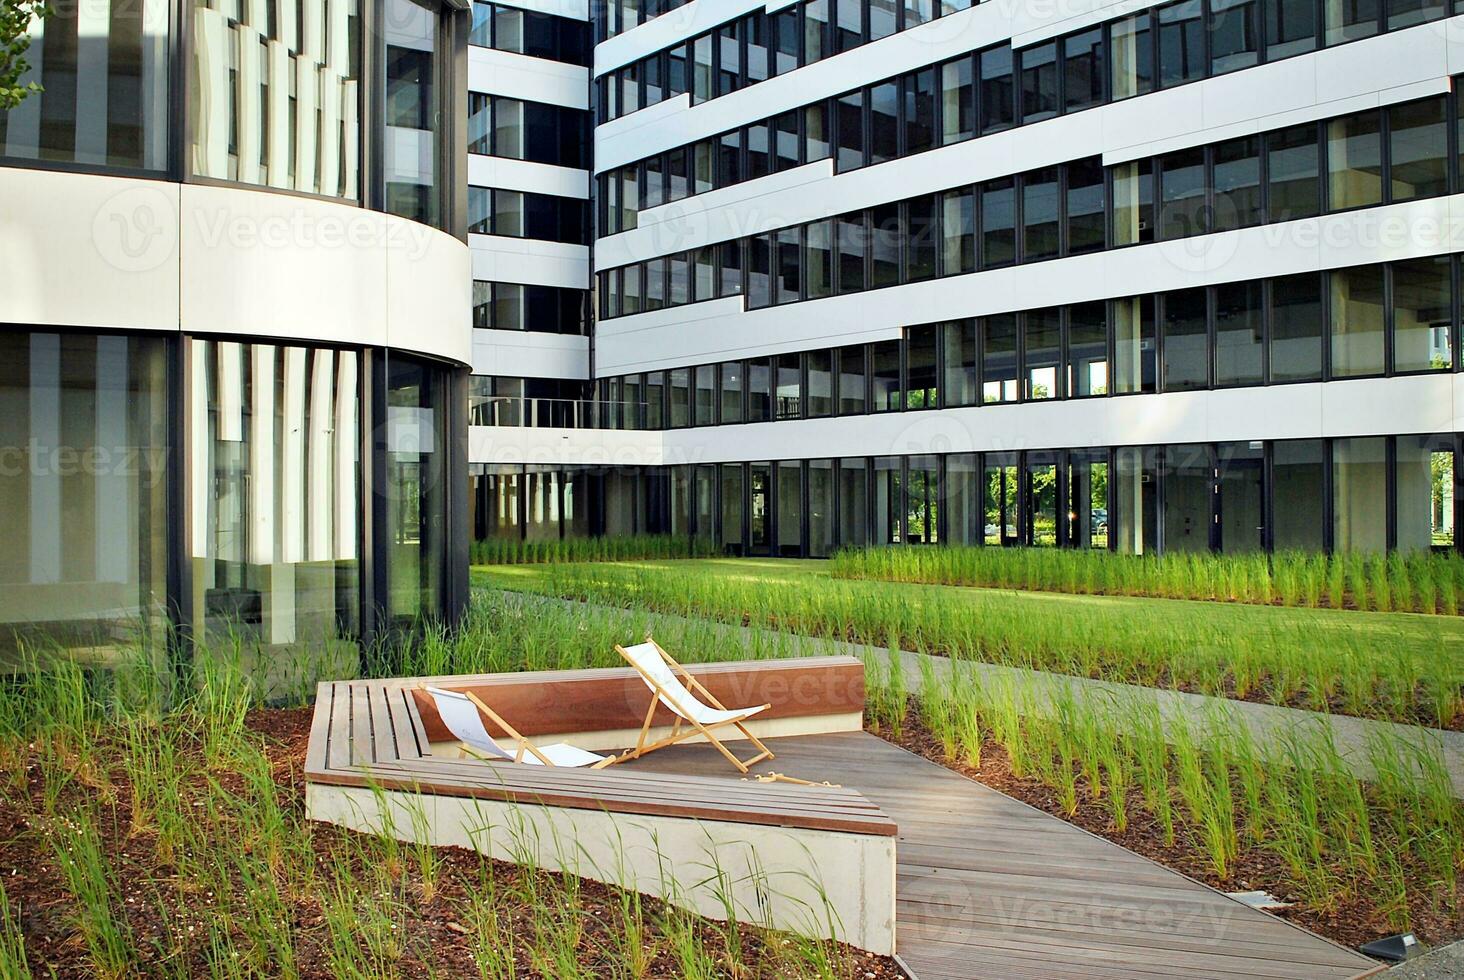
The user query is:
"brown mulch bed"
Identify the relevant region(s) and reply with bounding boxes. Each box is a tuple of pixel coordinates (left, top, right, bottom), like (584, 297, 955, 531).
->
(0, 707, 906, 979)
(875, 708, 1459, 953)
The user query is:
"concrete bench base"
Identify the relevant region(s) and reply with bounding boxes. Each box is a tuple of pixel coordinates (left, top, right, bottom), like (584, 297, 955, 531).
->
(306, 781, 897, 955)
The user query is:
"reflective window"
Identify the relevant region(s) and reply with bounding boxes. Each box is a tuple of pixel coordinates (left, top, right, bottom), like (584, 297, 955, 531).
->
(981, 177, 1017, 267)
(1273, 440, 1325, 550)
(942, 320, 979, 406)
(0, 333, 169, 662)
(807, 351, 834, 417)
(807, 220, 834, 299)
(1162, 287, 1209, 390)
(1019, 42, 1058, 123)
(1330, 264, 1386, 377)
(870, 81, 900, 165)
(1110, 14, 1153, 100)
(942, 187, 976, 274)
(1333, 436, 1388, 552)
(942, 57, 975, 145)
(1326, 0, 1380, 44)
(1158, 0, 1206, 87)
(1391, 256, 1453, 373)
(1328, 111, 1383, 210)
(1024, 309, 1062, 399)
(1210, 0, 1259, 74)
(837, 212, 867, 293)
(1111, 159, 1155, 246)
(1267, 0, 1317, 58)
(1389, 97, 1448, 202)
(1214, 281, 1264, 387)
(1266, 124, 1321, 221)
(1159, 147, 1207, 239)
(978, 46, 1015, 133)
(1269, 273, 1324, 382)
(1212, 136, 1262, 231)
(906, 196, 938, 281)
(871, 339, 902, 411)
(1063, 28, 1105, 111)
(720, 362, 744, 424)
(837, 346, 867, 415)
(1068, 302, 1109, 396)
(906, 324, 939, 408)
(982, 314, 1019, 402)
(1066, 157, 1106, 254)
(384, 354, 447, 626)
(870, 203, 901, 288)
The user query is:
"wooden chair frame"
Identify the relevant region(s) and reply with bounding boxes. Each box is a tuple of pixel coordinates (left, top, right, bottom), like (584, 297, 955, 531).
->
(604, 639, 775, 774)
(418, 684, 617, 769)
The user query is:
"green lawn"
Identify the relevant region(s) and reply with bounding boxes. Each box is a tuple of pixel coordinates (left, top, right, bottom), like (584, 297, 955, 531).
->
(474, 558, 1464, 727)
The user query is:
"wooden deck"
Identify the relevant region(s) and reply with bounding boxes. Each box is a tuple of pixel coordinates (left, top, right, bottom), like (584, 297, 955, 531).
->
(629, 732, 1382, 980)
(305, 678, 896, 836)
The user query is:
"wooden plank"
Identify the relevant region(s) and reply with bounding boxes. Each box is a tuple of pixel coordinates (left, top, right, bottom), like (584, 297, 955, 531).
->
(311, 763, 897, 836)
(630, 733, 1376, 980)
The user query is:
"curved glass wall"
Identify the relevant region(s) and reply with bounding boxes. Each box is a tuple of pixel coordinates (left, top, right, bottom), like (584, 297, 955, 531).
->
(190, 0, 362, 196)
(189, 339, 362, 682)
(0, 0, 170, 170)
(0, 330, 169, 665)
(384, 353, 450, 627)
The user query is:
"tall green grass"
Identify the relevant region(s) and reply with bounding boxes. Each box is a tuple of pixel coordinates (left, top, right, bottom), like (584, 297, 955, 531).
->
(887, 652, 1464, 933)
(0, 610, 859, 979)
(471, 534, 719, 566)
(479, 561, 1464, 727)
(830, 546, 1464, 615)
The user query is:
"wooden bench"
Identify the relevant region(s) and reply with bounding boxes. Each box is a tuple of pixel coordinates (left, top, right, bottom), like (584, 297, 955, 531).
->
(303, 656, 897, 955)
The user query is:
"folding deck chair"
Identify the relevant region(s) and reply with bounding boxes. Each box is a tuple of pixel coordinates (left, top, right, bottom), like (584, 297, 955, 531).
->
(607, 638, 774, 773)
(420, 685, 612, 768)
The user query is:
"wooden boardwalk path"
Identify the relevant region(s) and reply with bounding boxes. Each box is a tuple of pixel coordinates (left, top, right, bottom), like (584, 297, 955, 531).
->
(631, 732, 1381, 980)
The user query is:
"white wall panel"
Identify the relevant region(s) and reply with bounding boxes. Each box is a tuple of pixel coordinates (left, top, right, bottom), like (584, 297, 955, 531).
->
(0, 169, 472, 365)
(468, 47, 589, 109)
(0, 168, 180, 332)
(385, 211, 474, 364)
(468, 375, 1464, 466)
(179, 182, 391, 349)
(470, 235, 590, 288)
(469, 154, 590, 198)
(472, 328, 591, 379)
(651, 376, 1464, 464)
(470, 424, 665, 467)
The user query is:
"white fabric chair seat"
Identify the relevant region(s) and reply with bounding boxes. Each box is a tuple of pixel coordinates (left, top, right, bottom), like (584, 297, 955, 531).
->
(618, 643, 767, 726)
(424, 686, 606, 768)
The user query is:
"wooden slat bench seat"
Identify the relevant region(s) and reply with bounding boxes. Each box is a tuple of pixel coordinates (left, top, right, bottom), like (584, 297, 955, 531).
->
(303, 658, 898, 956)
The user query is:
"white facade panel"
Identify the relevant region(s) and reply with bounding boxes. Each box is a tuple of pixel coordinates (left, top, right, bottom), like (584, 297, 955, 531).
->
(469, 154, 590, 198)
(468, 46, 589, 109)
(0, 168, 471, 365)
(472, 328, 591, 379)
(471, 235, 590, 288)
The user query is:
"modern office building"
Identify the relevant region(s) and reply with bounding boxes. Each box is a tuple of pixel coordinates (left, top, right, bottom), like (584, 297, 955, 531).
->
(0, 0, 475, 664)
(471, 0, 1464, 559)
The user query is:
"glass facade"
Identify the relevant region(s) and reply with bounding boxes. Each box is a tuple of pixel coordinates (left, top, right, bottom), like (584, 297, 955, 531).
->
(0, 0, 169, 170)
(190, 340, 361, 663)
(0, 331, 169, 663)
(191, 0, 361, 196)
